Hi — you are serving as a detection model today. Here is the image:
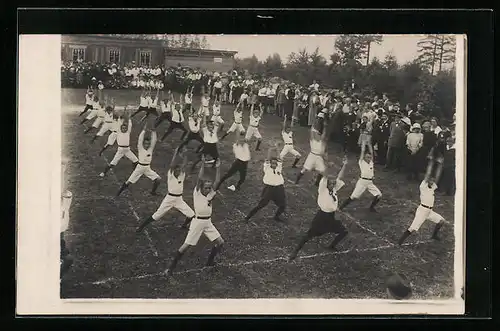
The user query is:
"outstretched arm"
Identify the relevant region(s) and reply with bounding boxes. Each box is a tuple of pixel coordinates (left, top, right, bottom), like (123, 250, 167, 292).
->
(195, 155, 206, 190)
(337, 155, 348, 182)
(213, 159, 221, 191)
(282, 115, 287, 131)
(321, 119, 330, 141)
(169, 146, 181, 169)
(138, 125, 146, 150)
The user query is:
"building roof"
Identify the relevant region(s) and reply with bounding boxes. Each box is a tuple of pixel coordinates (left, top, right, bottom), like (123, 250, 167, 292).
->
(62, 34, 238, 56)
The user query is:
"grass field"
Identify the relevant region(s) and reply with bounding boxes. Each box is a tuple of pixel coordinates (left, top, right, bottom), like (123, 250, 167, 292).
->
(60, 88, 456, 299)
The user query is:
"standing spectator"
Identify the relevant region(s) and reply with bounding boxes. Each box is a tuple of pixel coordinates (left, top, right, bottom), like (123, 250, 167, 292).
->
(405, 123, 424, 181)
(373, 111, 390, 165)
(285, 85, 295, 120)
(439, 135, 456, 196)
(276, 85, 286, 117)
(308, 91, 319, 126)
(420, 121, 437, 173)
(385, 114, 407, 172)
(430, 117, 442, 136)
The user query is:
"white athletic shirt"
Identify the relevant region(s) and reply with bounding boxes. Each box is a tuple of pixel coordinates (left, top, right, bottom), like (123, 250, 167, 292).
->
(240, 93, 248, 101)
(420, 180, 438, 207)
(193, 187, 216, 217)
(202, 127, 218, 143)
(145, 96, 153, 107)
(160, 101, 170, 113)
(149, 97, 158, 108)
(111, 118, 120, 132)
(214, 81, 222, 89)
(167, 170, 185, 195)
(184, 94, 192, 104)
(188, 117, 201, 133)
(104, 111, 114, 123)
(212, 105, 221, 116)
(258, 88, 267, 96)
(282, 131, 293, 144)
(263, 161, 284, 186)
(117, 120, 132, 146)
(249, 114, 261, 127)
(96, 105, 106, 118)
(140, 96, 148, 107)
(266, 87, 275, 97)
(233, 143, 251, 162)
(137, 131, 157, 164)
(201, 97, 210, 107)
(359, 159, 374, 179)
(61, 190, 72, 233)
(234, 110, 243, 123)
(310, 139, 326, 155)
(317, 178, 345, 213)
(171, 104, 184, 123)
(85, 94, 93, 105)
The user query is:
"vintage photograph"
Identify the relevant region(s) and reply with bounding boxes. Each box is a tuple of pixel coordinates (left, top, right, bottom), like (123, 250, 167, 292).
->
(58, 34, 462, 302)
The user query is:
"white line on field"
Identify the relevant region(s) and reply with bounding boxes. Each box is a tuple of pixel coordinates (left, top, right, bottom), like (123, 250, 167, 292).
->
(78, 240, 430, 286)
(101, 154, 159, 257)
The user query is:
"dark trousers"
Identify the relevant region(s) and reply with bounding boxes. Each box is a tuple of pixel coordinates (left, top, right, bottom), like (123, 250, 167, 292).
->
(247, 184, 286, 219)
(406, 150, 421, 179)
(375, 139, 388, 164)
(386, 146, 404, 170)
(154, 112, 172, 128)
(162, 121, 188, 140)
(216, 159, 248, 190)
(60, 232, 69, 260)
(179, 131, 204, 148)
(439, 166, 456, 195)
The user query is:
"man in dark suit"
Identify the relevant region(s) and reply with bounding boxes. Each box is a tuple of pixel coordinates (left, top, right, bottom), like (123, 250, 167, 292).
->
(373, 111, 390, 165)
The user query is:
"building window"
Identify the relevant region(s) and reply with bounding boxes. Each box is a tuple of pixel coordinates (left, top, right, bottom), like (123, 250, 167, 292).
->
(71, 46, 86, 62)
(109, 49, 120, 63)
(139, 50, 152, 67)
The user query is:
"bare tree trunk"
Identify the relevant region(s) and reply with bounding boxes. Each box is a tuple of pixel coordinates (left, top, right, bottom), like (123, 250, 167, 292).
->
(366, 42, 371, 66)
(438, 35, 445, 73)
(431, 35, 438, 75)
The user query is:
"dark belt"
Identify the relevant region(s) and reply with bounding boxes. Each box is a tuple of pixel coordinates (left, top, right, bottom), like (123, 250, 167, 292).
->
(197, 215, 211, 220)
(138, 162, 150, 166)
(105, 121, 113, 123)
(168, 192, 183, 197)
(250, 125, 259, 128)
(118, 145, 129, 148)
(285, 143, 293, 145)
(311, 152, 323, 156)
(235, 121, 242, 124)
(361, 177, 373, 180)
(421, 204, 433, 209)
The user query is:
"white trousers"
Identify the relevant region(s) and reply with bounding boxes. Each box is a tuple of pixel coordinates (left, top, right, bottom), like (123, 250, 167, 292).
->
(350, 178, 382, 199)
(152, 194, 195, 220)
(408, 205, 443, 232)
(184, 217, 221, 246)
(110, 147, 138, 166)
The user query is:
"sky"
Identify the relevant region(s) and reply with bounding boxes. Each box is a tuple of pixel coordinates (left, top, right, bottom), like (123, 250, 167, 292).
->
(204, 34, 426, 64)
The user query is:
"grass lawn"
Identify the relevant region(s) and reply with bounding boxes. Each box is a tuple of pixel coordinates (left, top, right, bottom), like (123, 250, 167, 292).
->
(60, 88, 456, 299)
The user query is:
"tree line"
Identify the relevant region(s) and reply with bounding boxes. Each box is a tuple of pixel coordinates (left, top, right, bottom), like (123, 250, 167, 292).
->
(234, 35, 457, 120)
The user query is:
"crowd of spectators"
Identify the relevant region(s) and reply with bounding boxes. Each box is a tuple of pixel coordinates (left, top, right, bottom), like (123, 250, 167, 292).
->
(63, 60, 456, 195)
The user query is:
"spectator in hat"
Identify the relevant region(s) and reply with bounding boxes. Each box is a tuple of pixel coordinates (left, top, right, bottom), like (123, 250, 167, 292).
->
(406, 122, 424, 181)
(385, 114, 408, 172)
